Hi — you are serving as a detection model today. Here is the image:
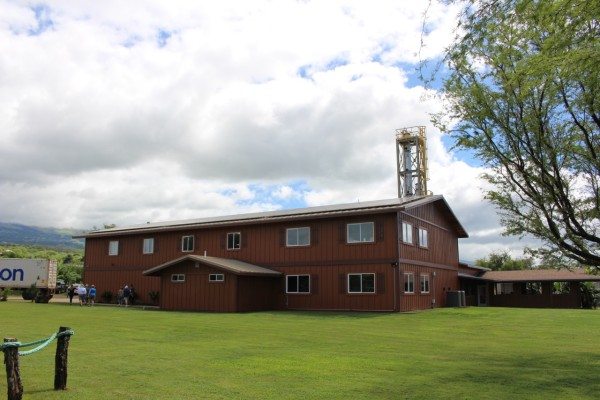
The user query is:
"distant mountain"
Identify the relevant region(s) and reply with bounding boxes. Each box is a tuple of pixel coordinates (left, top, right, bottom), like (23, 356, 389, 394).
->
(0, 222, 85, 249)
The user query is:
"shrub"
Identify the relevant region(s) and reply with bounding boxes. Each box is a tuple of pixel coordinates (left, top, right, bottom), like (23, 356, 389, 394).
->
(581, 283, 600, 309)
(0, 288, 11, 301)
(148, 290, 159, 305)
(22, 284, 39, 301)
(102, 290, 113, 304)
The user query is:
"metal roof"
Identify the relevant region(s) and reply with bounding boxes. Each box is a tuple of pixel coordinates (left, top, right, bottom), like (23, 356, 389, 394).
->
(459, 269, 600, 283)
(143, 255, 282, 277)
(75, 194, 468, 238)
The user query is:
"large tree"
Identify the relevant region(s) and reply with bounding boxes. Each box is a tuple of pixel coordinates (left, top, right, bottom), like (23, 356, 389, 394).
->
(434, 0, 600, 268)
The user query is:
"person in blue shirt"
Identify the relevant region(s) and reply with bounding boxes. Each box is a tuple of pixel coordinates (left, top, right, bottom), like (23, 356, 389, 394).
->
(88, 285, 97, 306)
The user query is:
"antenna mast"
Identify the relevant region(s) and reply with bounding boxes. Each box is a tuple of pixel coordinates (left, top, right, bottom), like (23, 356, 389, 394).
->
(396, 126, 429, 198)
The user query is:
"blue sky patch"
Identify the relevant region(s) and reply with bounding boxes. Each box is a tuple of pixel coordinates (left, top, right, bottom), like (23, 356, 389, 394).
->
(28, 4, 53, 36)
(156, 29, 172, 47)
(233, 181, 310, 210)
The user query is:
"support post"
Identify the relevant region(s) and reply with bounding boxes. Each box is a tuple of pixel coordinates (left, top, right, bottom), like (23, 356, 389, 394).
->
(54, 327, 71, 390)
(3, 338, 23, 400)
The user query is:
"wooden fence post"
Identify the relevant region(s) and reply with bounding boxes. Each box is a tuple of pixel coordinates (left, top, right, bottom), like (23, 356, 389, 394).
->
(3, 338, 23, 400)
(54, 326, 71, 390)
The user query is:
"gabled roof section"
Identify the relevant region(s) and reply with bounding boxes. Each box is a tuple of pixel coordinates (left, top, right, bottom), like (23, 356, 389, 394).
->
(75, 194, 468, 238)
(480, 269, 600, 283)
(143, 255, 282, 277)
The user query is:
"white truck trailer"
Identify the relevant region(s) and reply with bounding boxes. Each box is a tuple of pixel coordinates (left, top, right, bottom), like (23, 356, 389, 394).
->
(0, 258, 58, 292)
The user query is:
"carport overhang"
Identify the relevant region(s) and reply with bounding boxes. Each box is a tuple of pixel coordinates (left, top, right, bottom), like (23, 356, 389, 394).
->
(143, 255, 282, 277)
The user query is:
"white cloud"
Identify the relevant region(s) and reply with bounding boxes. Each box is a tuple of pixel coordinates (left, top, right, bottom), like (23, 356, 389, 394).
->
(0, 0, 535, 260)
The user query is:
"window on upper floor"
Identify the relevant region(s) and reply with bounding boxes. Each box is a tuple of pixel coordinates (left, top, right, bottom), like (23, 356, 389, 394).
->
(143, 238, 154, 254)
(402, 222, 413, 244)
(286, 227, 310, 247)
(347, 222, 374, 243)
(171, 274, 185, 283)
(181, 235, 194, 252)
(108, 240, 119, 256)
(348, 273, 375, 293)
(227, 232, 241, 250)
(418, 228, 428, 248)
(404, 273, 414, 293)
(286, 275, 310, 293)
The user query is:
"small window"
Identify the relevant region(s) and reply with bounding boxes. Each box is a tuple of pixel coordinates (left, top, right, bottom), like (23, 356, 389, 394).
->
(420, 274, 430, 293)
(143, 238, 154, 254)
(402, 222, 413, 244)
(286, 275, 310, 293)
(347, 273, 375, 293)
(209, 274, 225, 282)
(495, 283, 514, 295)
(181, 235, 194, 252)
(418, 228, 428, 248)
(404, 273, 414, 293)
(171, 274, 185, 283)
(227, 232, 241, 250)
(286, 227, 310, 247)
(108, 240, 119, 256)
(347, 222, 374, 243)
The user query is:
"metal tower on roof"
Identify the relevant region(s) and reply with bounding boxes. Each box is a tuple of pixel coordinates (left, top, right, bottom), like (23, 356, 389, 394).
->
(396, 126, 429, 198)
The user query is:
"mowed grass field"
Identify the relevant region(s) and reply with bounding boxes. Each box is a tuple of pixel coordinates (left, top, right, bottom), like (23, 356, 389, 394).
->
(1, 303, 599, 399)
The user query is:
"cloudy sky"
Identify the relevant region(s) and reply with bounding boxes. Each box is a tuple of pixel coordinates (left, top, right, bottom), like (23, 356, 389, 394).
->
(0, 0, 539, 261)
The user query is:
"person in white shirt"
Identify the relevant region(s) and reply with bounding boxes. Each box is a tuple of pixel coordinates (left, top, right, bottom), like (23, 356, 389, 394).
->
(77, 285, 87, 306)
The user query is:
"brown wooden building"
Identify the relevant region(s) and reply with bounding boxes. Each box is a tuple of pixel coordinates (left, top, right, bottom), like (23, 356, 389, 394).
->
(77, 195, 469, 312)
(459, 265, 600, 308)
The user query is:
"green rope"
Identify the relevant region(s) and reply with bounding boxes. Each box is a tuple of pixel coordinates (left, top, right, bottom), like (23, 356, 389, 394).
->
(0, 329, 75, 355)
(18, 333, 57, 356)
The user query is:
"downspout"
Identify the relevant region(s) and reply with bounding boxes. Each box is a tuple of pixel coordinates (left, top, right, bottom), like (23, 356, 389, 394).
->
(395, 211, 402, 312)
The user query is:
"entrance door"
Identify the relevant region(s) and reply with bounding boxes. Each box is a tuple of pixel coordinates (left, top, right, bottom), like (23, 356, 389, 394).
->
(477, 285, 488, 306)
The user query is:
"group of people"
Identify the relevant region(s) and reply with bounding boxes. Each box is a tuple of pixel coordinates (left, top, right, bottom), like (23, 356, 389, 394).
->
(117, 284, 136, 307)
(67, 284, 97, 306)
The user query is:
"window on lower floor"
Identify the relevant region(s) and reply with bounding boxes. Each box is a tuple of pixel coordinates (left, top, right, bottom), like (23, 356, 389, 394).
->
(171, 274, 185, 283)
(348, 273, 375, 293)
(553, 282, 570, 294)
(404, 273, 414, 293)
(420, 274, 430, 293)
(209, 273, 224, 282)
(108, 240, 119, 256)
(286, 275, 310, 293)
(227, 232, 241, 250)
(495, 283, 514, 294)
(181, 235, 194, 252)
(525, 282, 542, 295)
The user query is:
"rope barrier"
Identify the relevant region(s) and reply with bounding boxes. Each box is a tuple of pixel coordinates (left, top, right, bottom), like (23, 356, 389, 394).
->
(1, 330, 75, 356)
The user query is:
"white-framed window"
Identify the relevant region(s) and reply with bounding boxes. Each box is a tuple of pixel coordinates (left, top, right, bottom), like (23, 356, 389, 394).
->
(143, 238, 154, 254)
(227, 232, 241, 250)
(347, 222, 375, 243)
(402, 222, 413, 244)
(108, 240, 119, 256)
(420, 274, 430, 293)
(286, 275, 310, 293)
(418, 228, 428, 248)
(171, 274, 185, 283)
(209, 273, 225, 282)
(404, 273, 414, 293)
(286, 227, 310, 247)
(348, 273, 375, 293)
(181, 235, 194, 252)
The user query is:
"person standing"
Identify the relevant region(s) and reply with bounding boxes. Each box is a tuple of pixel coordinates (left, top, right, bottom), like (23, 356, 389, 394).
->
(67, 285, 75, 305)
(88, 285, 97, 306)
(77, 284, 87, 306)
(129, 284, 136, 305)
(117, 287, 124, 306)
(123, 285, 131, 307)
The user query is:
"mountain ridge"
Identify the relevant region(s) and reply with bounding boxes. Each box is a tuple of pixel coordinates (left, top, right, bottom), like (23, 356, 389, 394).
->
(0, 222, 85, 249)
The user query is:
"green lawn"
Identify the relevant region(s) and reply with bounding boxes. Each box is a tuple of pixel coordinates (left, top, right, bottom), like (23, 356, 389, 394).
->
(1, 303, 598, 399)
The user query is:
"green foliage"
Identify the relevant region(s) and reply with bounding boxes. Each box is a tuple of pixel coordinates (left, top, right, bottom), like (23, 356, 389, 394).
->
(0, 244, 84, 284)
(476, 250, 533, 271)
(22, 284, 39, 301)
(102, 290, 113, 304)
(148, 290, 160, 305)
(0, 287, 11, 301)
(433, 0, 600, 268)
(580, 282, 600, 309)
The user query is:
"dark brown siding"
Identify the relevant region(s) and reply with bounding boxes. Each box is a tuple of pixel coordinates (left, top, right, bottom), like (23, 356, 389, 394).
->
(159, 260, 237, 312)
(83, 201, 464, 312)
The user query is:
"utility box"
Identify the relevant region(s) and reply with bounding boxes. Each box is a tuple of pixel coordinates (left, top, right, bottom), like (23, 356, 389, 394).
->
(446, 290, 466, 307)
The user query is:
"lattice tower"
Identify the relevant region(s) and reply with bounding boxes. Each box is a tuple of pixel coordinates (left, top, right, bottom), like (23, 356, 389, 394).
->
(395, 126, 429, 197)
